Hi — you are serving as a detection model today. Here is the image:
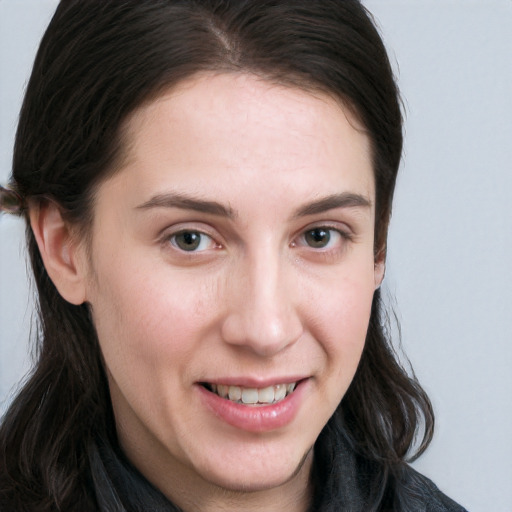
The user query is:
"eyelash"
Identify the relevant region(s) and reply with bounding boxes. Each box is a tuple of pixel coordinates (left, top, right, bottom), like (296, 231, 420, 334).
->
(164, 224, 352, 255)
(293, 226, 353, 251)
(167, 230, 219, 253)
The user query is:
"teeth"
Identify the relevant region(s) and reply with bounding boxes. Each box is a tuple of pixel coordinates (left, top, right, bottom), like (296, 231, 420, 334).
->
(258, 386, 275, 403)
(274, 384, 286, 401)
(217, 384, 229, 398)
(210, 382, 298, 405)
(241, 388, 259, 404)
(228, 386, 242, 401)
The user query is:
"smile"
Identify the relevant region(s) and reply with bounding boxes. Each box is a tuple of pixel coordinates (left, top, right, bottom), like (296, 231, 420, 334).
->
(198, 379, 307, 432)
(203, 382, 297, 406)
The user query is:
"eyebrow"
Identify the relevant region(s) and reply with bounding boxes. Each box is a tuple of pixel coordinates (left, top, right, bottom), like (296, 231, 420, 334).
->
(293, 192, 372, 218)
(136, 191, 371, 219)
(136, 192, 236, 218)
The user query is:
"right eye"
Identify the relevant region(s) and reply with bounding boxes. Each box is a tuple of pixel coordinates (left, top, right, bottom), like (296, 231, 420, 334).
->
(170, 230, 216, 252)
(303, 227, 337, 249)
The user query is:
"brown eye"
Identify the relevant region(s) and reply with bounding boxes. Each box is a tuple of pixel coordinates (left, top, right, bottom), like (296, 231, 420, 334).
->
(304, 228, 332, 248)
(172, 231, 212, 252)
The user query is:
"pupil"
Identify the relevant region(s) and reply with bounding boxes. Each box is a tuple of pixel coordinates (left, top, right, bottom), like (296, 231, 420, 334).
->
(306, 228, 330, 248)
(176, 232, 201, 251)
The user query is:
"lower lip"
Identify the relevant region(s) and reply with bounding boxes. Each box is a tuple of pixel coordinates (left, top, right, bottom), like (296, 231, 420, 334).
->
(197, 380, 308, 433)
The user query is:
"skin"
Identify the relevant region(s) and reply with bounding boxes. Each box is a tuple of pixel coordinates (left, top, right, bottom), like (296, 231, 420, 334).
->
(32, 73, 384, 512)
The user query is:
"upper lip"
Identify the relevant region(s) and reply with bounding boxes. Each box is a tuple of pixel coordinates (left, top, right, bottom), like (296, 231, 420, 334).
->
(198, 376, 308, 388)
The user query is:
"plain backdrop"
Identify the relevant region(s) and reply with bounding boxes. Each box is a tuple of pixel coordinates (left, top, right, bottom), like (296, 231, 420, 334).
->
(1, 1, 511, 511)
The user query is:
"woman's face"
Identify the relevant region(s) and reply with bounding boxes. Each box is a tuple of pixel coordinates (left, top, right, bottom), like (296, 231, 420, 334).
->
(82, 73, 382, 508)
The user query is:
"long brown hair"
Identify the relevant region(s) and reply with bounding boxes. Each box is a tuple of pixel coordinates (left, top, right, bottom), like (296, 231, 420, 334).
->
(1, 1, 433, 510)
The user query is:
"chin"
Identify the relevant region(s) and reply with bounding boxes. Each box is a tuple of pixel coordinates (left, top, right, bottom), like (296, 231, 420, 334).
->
(197, 444, 314, 494)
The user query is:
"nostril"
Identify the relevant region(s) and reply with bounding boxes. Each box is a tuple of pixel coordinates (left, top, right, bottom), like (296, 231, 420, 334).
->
(221, 310, 302, 349)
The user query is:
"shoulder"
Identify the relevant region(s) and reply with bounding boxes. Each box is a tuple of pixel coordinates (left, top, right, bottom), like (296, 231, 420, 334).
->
(395, 465, 469, 512)
(312, 420, 468, 512)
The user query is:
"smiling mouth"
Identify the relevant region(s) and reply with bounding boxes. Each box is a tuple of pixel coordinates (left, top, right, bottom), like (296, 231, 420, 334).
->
(202, 382, 298, 406)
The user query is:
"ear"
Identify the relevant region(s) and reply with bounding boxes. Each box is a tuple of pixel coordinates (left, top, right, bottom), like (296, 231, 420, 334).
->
(29, 202, 87, 305)
(374, 247, 386, 290)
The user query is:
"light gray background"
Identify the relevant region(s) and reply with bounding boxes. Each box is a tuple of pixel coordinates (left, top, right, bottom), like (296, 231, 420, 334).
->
(1, 1, 511, 510)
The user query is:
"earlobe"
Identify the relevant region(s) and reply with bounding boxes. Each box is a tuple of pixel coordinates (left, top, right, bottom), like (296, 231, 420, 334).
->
(374, 250, 386, 290)
(374, 260, 385, 289)
(29, 202, 87, 305)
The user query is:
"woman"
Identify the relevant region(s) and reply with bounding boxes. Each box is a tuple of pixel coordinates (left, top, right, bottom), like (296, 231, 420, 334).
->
(0, 1, 468, 511)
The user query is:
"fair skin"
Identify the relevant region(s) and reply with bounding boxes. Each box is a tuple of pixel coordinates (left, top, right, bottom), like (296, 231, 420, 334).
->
(31, 73, 384, 512)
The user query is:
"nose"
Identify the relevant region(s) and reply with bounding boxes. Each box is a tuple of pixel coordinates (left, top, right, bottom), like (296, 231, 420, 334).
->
(220, 251, 303, 357)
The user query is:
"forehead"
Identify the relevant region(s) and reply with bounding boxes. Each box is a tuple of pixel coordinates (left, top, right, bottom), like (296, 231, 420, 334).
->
(105, 72, 374, 213)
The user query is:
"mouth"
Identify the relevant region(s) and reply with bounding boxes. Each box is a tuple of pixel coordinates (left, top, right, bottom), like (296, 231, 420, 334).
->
(201, 382, 298, 406)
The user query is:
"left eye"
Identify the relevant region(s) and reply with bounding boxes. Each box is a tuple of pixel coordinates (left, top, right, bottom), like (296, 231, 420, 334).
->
(170, 231, 215, 252)
(301, 227, 343, 249)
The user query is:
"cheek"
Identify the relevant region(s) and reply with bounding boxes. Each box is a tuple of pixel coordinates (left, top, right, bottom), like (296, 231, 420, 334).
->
(303, 264, 376, 387)
(306, 259, 375, 337)
(89, 259, 219, 376)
